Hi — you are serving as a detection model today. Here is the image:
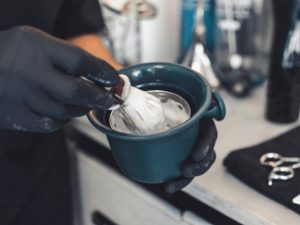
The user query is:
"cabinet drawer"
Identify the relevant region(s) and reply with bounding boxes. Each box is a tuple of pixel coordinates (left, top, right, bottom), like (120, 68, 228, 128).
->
(75, 150, 184, 225)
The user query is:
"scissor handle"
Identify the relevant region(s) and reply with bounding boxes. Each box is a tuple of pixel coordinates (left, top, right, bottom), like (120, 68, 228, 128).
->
(292, 162, 300, 169)
(268, 166, 295, 186)
(260, 152, 283, 167)
(260, 152, 300, 167)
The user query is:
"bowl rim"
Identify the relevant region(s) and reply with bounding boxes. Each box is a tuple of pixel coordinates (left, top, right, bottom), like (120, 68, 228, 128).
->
(87, 62, 211, 140)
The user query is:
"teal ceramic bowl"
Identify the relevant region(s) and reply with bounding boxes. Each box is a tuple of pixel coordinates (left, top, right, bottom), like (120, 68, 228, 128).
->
(88, 62, 225, 183)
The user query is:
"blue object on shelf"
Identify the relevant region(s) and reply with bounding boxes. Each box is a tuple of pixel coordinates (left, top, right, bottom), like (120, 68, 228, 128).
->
(179, 0, 199, 62)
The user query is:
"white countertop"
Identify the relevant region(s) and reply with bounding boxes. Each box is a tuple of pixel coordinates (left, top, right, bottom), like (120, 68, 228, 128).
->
(185, 86, 300, 225)
(71, 85, 300, 225)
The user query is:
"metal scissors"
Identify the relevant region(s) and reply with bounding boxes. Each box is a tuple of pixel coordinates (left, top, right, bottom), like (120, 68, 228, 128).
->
(259, 153, 300, 186)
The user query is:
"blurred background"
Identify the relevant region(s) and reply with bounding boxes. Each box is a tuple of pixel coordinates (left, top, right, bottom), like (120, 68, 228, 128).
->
(96, 0, 300, 121)
(99, 0, 275, 97)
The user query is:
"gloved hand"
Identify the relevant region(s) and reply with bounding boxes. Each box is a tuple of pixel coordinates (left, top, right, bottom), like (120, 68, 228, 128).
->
(164, 119, 217, 193)
(0, 26, 120, 133)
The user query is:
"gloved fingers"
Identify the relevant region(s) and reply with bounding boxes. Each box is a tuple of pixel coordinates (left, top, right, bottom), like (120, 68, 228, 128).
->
(48, 41, 120, 86)
(190, 119, 217, 162)
(57, 104, 91, 118)
(25, 92, 91, 120)
(182, 150, 216, 177)
(7, 110, 65, 133)
(42, 70, 115, 110)
(164, 177, 193, 194)
(35, 117, 67, 133)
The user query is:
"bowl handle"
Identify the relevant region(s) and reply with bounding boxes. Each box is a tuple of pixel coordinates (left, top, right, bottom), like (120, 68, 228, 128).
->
(202, 92, 226, 121)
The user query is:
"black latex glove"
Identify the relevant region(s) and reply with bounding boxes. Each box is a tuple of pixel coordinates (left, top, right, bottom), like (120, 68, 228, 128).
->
(164, 119, 217, 193)
(0, 26, 120, 133)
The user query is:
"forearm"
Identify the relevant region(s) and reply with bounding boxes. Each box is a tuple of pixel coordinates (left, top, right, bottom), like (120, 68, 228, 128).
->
(68, 34, 122, 70)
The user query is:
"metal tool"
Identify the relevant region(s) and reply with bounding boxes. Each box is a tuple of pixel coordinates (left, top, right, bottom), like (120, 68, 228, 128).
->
(188, 1, 220, 89)
(190, 43, 220, 89)
(259, 152, 300, 186)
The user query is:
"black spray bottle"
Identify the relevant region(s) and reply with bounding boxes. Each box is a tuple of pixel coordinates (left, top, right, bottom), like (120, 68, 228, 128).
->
(266, 0, 300, 123)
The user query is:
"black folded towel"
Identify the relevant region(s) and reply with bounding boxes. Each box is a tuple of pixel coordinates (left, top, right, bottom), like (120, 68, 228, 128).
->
(223, 127, 300, 214)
